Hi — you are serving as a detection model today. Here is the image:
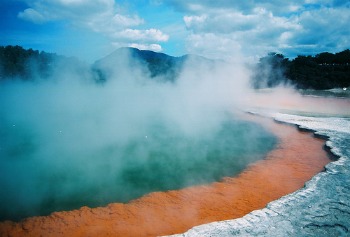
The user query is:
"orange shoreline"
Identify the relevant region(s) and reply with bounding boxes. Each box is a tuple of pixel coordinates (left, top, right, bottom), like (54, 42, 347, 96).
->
(0, 115, 331, 237)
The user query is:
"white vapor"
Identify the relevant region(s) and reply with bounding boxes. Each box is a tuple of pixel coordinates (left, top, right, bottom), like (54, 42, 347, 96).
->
(0, 51, 275, 221)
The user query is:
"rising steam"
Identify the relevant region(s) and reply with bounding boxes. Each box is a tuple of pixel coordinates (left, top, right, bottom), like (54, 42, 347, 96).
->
(0, 50, 277, 221)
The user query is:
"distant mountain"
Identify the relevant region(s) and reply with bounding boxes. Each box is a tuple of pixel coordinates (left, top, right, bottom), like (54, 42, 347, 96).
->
(92, 47, 213, 83)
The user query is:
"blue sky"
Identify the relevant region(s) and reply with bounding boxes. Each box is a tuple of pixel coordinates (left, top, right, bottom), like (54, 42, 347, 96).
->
(1, 0, 350, 62)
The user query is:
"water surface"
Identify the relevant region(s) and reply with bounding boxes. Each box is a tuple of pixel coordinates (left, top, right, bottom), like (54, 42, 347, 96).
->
(0, 118, 276, 221)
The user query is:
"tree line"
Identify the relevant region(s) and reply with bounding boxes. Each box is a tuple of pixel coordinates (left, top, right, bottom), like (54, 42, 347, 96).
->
(0, 45, 59, 80)
(252, 49, 350, 89)
(1, 45, 349, 90)
(0, 45, 86, 81)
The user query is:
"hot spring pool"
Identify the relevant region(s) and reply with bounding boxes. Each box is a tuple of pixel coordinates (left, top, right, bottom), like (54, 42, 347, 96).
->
(0, 118, 276, 221)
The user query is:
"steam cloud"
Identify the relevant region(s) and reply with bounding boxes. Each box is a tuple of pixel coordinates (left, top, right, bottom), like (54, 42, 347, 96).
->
(0, 51, 277, 221)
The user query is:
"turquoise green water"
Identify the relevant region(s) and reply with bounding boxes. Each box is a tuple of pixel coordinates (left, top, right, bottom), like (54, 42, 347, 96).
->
(0, 119, 276, 221)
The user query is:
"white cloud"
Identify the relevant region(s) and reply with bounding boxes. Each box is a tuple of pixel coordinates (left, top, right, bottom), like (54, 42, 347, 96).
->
(182, 7, 301, 59)
(112, 14, 144, 28)
(15, 0, 350, 59)
(18, 0, 142, 31)
(185, 33, 242, 61)
(184, 9, 297, 34)
(18, 0, 168, 52)
(283, 7, 350, 55)
(113, 29, 169, 42)
(167, 0, 307, 15)
(128, 43, 163, 52)
(18, 8, 46, 24)
(167, 0, 350, 59)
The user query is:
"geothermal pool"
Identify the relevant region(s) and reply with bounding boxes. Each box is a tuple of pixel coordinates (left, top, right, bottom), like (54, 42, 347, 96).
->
(0, 118, 276, 221)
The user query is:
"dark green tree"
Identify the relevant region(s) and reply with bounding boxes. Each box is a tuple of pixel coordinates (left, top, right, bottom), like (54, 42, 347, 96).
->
(252, 49, 350, 90)
(251, 52, 290, 88)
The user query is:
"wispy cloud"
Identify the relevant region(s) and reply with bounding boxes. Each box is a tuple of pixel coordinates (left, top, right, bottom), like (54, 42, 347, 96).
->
(18, 8, 46, 24)
(17, 0, 169, 52)
(112, 29, 169, 43)
(165, 0, 350, 59)
(7, 0, 350, 60)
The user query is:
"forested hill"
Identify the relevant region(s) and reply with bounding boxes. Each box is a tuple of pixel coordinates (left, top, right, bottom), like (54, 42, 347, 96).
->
(252, 49, 350, 90)
(0, 45, 87, 81)
(1, 45, 349, 90)
(91, 47, 187, 82)
(0, 45, 210, 83)
(91, 47, 213, 83)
